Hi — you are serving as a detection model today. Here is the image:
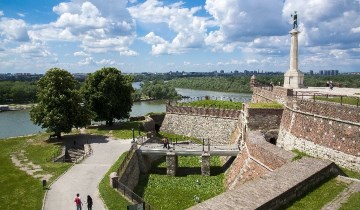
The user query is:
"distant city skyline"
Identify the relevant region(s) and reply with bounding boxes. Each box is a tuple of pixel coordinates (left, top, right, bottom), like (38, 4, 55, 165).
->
(0, 0, 359, 74)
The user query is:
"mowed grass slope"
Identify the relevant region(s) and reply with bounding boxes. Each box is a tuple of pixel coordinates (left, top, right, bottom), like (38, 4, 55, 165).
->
(0, 134, 71, 210)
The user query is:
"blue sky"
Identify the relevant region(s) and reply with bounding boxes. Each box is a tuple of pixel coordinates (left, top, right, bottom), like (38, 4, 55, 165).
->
(0, 0, 359, 74)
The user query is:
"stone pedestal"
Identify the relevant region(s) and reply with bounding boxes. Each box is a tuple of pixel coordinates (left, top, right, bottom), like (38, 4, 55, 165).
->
(201, 153, 211, 176)
(284, 29, 304, 89)
(166, 152, 178, 176)
(109, 172, 118, 188)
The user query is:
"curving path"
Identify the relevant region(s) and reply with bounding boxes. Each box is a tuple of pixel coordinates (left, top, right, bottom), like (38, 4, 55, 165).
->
(44, 135, 132, 210)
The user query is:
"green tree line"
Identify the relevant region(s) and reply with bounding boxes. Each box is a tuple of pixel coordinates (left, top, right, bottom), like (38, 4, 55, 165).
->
(167, 75, 360, 93)
(0, 81, 37, 103)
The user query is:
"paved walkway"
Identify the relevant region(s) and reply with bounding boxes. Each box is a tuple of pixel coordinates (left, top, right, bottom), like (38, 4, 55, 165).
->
(44, 135, 131, 210)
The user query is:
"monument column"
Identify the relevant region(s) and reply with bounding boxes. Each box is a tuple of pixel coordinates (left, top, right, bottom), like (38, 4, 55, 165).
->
(284, 12, 304, 89)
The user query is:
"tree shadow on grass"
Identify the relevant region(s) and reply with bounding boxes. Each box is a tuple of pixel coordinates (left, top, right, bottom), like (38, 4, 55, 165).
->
(45, 134, 110, 147)
(88, 121, 142, 131)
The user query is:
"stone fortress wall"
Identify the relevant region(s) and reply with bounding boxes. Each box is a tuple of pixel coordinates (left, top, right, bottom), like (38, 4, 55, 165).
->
(161, 105, 240, 145)
(252, 86, 360, 172)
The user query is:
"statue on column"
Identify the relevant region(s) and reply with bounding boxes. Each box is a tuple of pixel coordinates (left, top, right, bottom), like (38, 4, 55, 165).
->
(291, 11, 298, 29)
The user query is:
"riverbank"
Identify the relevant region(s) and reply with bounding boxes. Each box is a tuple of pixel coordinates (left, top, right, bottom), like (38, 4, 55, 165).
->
(0, 104, 35, 112)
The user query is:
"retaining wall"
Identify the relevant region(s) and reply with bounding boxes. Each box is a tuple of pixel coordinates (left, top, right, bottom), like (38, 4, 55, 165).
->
(161, 113, 238, 145)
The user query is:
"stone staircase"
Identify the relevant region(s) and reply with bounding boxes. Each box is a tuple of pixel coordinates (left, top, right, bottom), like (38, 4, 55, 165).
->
(66, 146, 85, 163)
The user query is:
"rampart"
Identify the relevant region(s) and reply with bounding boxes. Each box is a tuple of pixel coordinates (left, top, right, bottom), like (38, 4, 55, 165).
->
(251, 86, 360, 172)
(278, 99, 360, 172)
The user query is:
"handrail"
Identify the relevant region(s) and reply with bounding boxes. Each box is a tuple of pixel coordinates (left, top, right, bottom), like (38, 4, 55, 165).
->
(115, 180, 156, 210)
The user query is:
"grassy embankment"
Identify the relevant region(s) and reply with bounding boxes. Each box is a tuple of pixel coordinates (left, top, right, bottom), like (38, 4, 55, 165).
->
(177, 99, 243, 109)
(0, 133, 72, 210)
(98, 151, 131, 210)
(248, 102, 283, 108)
(288, 150, 360, 209)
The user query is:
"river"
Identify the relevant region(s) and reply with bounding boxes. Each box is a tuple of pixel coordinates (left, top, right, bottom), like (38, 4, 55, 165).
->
(0, 86, 251, 139)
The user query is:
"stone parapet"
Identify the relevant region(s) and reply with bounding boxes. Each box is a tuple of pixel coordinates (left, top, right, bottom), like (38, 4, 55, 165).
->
(292, 99, 360, 123)
(166, 105, 241, 119)
(252, 86, 293, 103)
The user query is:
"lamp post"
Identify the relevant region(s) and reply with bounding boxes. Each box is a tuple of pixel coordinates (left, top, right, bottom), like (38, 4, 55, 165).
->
(132, 128, 135, 142)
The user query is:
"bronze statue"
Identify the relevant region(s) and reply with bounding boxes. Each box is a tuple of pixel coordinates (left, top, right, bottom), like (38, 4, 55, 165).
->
(291, 11, 298, 29)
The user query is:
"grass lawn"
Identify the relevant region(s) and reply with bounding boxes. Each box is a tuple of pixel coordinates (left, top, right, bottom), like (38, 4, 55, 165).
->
(99, 152, 131, 210)
(0, 133, 71, 210)
(177, 100, 243, 110)
(248, 102, 283, 108)
(134, 156, 225, 210)
(340, 191, 360, 210)
(85, 121, 146, 139)
(287, 178, 348, 210)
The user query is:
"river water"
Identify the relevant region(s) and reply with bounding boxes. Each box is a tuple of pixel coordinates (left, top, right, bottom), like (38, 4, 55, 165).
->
(0, 86, 251, 139)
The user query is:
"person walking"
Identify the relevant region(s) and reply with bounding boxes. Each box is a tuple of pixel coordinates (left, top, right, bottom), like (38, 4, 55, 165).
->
(86, 195, 93, 210)
(74, 193, 83, 210)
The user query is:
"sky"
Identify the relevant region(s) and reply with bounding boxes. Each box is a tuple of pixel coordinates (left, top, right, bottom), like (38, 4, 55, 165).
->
(0, 0, 359, 74)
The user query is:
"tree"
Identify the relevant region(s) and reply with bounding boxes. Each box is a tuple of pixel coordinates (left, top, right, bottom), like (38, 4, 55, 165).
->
(140, 79, 180, 100)
(82, 67, 134, 126)
(30, 68, 92, 138)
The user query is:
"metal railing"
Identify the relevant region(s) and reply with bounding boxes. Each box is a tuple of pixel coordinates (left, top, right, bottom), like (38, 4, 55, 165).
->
(114, 180, 155, 210)
(293, 91, 360, 107)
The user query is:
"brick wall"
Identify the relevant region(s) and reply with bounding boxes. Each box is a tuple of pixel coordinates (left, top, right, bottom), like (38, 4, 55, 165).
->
(277, 99, 360, 172)
(245, 105, 284, 131)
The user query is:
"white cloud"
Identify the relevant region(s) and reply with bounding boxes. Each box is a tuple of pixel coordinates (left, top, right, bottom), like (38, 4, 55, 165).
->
(96, 59, 115, 65)
(17, 13, 25, 17)
(0, 11, 4, 16)
(129, 0, 207, 54)
(0, 18, 29, 42)
(74, 51, 89, 56)
(12, 42, 52, 58)
(205, 0, 287, 44)
(120, 49, 138, 56)
(351, 27, 360, 33)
